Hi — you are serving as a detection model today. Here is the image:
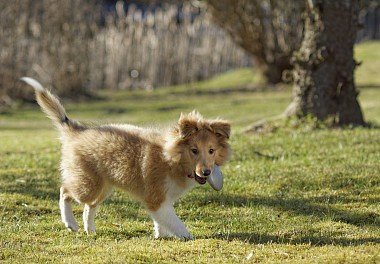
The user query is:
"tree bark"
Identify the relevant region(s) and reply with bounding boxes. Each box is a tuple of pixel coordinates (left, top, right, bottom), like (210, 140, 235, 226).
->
(286, 0, 365, 125)
(263, 56, 292, 85)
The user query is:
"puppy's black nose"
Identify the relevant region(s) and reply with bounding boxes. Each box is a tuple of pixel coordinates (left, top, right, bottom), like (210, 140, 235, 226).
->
(202, 169, 211, 176)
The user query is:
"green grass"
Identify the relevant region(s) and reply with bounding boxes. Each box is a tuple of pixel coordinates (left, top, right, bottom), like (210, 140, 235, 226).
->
(355, 41, 380, 86)
(156, 67, 263, 94)
(1, 42, 380, 263)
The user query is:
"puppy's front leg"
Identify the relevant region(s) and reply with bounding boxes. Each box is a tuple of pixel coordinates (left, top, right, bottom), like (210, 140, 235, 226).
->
(153, 220, 172, 238)
(149, 202, 193, 240)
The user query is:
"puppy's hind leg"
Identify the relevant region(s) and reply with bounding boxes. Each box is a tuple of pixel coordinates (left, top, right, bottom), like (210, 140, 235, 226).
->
(83, 204, 97, 234)
(59, 187, 79, 232)
(82, 185, 113, 234)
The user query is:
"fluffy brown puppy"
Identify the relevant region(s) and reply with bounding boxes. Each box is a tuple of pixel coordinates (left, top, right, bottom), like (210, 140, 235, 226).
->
(21, 77, 231, 239)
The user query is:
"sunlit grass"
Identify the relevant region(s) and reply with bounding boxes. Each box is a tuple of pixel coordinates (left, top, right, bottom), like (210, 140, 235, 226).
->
(355, 41, 380, 86)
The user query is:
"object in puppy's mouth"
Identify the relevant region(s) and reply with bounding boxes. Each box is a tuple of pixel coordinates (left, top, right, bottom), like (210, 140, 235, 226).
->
(207, 165, 223, 191)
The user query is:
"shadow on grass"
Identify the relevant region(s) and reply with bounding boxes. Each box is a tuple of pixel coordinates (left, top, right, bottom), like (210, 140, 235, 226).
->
(3, 176, 143, 213)
(357, 84, 380, 89)
(207, 232, 380, 246)
(171, 85, 272, 96)
(203, 194, 380, 228)
(0, 125, 51, 131)
(94, 228, 150, 240)
(7, 178, 379, 228)
(2, 179, 59, 200)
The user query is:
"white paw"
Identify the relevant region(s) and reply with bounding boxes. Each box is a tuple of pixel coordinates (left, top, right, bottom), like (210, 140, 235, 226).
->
(174, 231, 193, 240)
(154, 231, 172, 239)
(153, 223, 172, 238)
(154, 233, 171, 239)
(180, 233, 193, 240)
(64, 221, 79, 232)
(84, 227, 95, 234)
(149, 203, 193, 240)
(83, 220, 96, 234)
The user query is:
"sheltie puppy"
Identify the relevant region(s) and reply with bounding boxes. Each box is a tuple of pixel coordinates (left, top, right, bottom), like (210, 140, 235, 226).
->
(21, 77, 231, 239)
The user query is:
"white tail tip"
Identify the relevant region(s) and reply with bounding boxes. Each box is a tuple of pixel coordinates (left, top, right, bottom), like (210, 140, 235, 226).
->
(20, 77, 45, 92)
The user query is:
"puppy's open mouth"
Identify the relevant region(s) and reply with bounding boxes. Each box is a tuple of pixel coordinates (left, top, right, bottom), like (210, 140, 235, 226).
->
(194, 173, 207, 185)
(188, 172, 207, 185)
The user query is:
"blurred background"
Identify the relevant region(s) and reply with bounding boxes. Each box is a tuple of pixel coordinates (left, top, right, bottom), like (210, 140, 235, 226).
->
(0, 0, 378, 106)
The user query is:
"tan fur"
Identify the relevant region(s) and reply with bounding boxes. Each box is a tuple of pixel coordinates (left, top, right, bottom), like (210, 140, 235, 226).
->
(23, 79, 231, 235)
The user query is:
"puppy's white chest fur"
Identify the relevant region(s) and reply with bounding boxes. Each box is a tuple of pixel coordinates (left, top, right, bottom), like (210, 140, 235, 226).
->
(165, 177, 197, 203)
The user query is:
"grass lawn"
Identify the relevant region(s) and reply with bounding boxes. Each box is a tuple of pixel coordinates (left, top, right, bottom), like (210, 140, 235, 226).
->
(0, 42, 379, 263)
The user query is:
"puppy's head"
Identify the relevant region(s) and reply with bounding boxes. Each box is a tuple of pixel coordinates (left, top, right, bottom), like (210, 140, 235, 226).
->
(165, 111, 231, 185)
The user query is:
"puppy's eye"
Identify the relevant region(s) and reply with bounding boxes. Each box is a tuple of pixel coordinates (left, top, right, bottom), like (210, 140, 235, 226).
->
(191, 149, 198, 155)
(209, 149, 214, 154)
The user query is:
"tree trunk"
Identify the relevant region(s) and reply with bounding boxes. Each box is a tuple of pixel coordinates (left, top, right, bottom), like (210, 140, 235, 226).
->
(262, 56, 292, 85)
(285, 0, 364, 125)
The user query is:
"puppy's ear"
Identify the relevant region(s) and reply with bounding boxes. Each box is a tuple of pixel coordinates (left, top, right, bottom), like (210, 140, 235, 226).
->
(178, 113, 199, 139)
(210, 120, 231, 139)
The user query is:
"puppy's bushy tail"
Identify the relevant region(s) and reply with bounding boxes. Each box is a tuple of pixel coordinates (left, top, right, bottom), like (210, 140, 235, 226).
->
(21, 77, 81, 131)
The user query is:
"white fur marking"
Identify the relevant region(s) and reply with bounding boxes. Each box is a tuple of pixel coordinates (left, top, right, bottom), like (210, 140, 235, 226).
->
(59, 187, 78, 232)
(153, 220, 172, 238)
(20, 77, 45, 92)
(83, 204, 97, 234)
(165, 176, 197, 203)
(149, 202, 193, 240)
